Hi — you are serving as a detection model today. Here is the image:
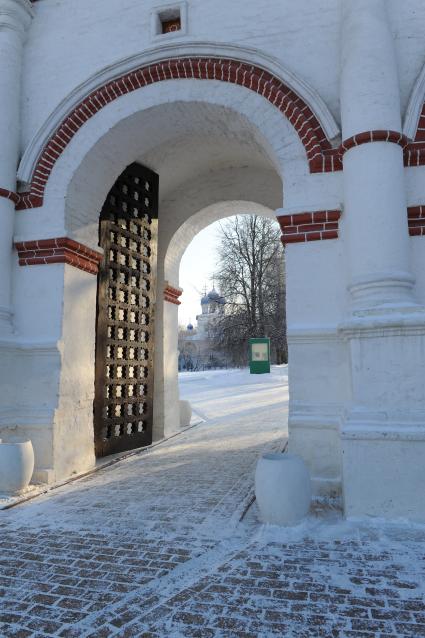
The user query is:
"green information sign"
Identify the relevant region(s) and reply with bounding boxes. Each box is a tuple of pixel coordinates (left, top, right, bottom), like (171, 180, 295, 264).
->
(249, 337, 271, 374)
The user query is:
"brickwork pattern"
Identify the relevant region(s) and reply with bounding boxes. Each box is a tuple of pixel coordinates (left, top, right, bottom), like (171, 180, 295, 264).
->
(339, 130, 409, 156)
(337, 122, 425, 169)
(163, 284, 183, 305)
(407, 205, 425, 236)
(1, 521, 424, 637)
(0, 527, 209, 637)
(278, 205, 425, 244)
(138, 537, 425, 638)
(4, 88, 425, 212)
(10, 57, 341, 211)
(277, 210, 341, 244)
(15, 238, 103, 275)
(0, 369, 424, 637)
(0, 188, 19, 206)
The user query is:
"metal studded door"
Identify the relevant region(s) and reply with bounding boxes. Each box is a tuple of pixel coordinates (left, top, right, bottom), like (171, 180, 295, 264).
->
(93, 163, 158, 457)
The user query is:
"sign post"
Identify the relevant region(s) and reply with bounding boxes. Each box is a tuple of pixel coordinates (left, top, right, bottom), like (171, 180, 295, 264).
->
(249, 338, 271, 374)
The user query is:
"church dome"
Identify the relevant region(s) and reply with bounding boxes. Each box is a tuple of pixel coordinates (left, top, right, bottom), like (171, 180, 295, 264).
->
(187, 323, 193, 331)
(207, 288, 220, 301)
(201, 294, 209, 305)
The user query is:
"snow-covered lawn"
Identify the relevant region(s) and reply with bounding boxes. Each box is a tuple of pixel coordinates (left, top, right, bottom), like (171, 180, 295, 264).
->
(179, 364, 289, 422)
(0, 365, 424, 637)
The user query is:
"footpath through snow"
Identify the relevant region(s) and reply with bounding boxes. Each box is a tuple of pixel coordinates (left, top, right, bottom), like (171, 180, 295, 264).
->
(0, 366, 424, 637)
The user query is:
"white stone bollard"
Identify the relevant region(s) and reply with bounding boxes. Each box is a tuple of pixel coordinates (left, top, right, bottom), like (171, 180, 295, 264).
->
(179, 400, 192, 428)
(0, 439, 34, 495)
(255, 453, 311, 525)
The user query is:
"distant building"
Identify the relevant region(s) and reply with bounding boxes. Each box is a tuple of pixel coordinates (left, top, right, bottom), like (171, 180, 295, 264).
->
(178, 288, 228, 370)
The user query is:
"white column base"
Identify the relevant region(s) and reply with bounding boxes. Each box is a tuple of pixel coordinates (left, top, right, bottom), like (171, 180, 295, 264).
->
(289, 409, 342, 500)
(348, 271, 417, 312)
(342, 420, 425, 521)
(287, 328, 348, 501)
(0, 338, 60, 484)
(340, 311, 425, 521)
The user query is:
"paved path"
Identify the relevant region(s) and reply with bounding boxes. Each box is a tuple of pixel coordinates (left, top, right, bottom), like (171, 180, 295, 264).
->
(1, 367, 425, 637)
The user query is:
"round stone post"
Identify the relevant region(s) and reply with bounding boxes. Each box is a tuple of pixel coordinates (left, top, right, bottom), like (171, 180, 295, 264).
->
(341, 0, 414, 310)
(0, 0, 33, 333)
(340, 0, 425, 521)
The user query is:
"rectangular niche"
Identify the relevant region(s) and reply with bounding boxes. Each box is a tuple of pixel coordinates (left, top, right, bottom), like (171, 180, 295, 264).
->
(151, 2, 188, 40)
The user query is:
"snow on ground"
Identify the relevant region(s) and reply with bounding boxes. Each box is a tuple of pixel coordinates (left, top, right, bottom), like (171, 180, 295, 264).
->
(0, 365, 424, 637)
(179, 366, 289, 422)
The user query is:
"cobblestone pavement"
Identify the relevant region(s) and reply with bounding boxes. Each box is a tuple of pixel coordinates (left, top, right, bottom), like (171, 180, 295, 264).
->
(1, 367, 425, 638)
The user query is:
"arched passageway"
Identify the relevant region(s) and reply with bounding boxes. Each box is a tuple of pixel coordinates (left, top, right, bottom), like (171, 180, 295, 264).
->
(11, 64, 344, 508)
(163, 203, 285, 437)
(1, 0, 425, 530)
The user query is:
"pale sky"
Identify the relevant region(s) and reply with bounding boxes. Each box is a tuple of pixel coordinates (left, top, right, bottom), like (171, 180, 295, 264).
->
(178, 221, 223, 327)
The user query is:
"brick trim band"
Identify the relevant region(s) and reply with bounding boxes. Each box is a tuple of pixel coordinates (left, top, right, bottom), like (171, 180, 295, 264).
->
(164, 285, 183, 305)
(339, 130, 409, 156)
(277, 210, 341, 244)
(407, 205, 425, 236)
(277, 206, 425, 245)
(0, 188, 20, 205)
(16, 57, 341, 210)
(15, 237, 103, 275)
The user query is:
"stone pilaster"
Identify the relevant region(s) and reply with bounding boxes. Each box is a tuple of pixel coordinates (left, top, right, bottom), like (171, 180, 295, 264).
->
(0, 0, 33, 333)
(339, 0, 425, 521)
(340, 0, 415, 310)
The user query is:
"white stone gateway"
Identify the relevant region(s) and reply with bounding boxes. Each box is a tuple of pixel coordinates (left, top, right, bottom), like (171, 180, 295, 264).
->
(0, 0, 424, 521)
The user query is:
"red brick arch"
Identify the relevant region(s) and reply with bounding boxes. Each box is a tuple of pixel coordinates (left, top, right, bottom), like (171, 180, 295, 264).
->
(15, 57, 341, 210)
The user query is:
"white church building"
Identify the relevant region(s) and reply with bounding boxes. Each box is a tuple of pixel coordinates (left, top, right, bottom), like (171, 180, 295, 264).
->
(1, 0, 425, 520)
(179, 287, 227, 370)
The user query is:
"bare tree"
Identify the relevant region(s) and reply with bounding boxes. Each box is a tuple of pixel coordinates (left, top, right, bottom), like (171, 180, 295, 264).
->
(211, 215, 287, 366)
